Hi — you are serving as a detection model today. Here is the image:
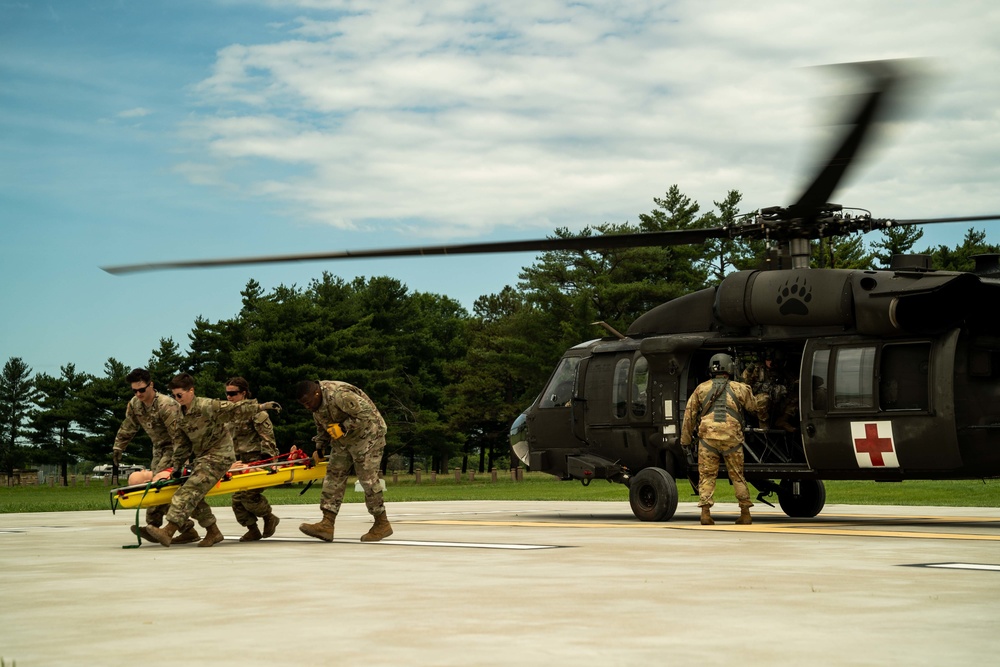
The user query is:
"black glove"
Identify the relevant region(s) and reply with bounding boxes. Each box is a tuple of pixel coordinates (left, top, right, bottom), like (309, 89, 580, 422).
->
(170, 467, 184, 480)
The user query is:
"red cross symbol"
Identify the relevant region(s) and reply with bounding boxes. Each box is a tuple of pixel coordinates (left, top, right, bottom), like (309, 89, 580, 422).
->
(854, 423, 894, 466)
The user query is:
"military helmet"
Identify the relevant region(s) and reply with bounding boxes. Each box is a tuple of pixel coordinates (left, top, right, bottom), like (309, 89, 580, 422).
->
(708, 353, 735, 376)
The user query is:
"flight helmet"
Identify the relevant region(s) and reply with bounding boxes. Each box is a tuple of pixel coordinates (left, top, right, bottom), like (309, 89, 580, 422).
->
(708, 353, 735, 377)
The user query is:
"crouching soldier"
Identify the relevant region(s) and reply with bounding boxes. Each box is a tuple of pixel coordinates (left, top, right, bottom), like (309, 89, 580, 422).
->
(144, 373, 280, 548)
(295, 380, 392, 543)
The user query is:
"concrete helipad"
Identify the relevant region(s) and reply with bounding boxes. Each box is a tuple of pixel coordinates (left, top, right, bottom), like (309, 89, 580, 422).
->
(2, 500, 1000, 666)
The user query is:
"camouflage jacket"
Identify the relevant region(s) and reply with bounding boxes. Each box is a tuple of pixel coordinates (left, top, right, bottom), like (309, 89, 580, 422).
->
(680, 377, 762, 447)
(226, 411, 278, 460)
(113, 393, 183, 453)
(311, 380, 387, 451)
(170, 396, 262, 469)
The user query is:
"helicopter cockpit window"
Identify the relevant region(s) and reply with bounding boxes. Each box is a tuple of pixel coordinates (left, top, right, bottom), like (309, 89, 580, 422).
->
(833, 346, 876, 409)
(631, 355, 649, 417)
(539, 357, 580, 409)
(613, 358, 630, 419)
(879, 342, 930, 411)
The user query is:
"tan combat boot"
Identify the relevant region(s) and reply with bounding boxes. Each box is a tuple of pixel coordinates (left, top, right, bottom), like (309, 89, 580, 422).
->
(172, 521, 201, 545)
(735, 507, 753, 525)
(130, 524, 155, 543)
(299, 510, 336, 542)
(239, 523, 262, 542)
(262, 513, 280, 539)
(700, 506, 715, 526)
(360, 511, 393, 542)
(145, 521, 181, 547)
(199, 522, 224, 547)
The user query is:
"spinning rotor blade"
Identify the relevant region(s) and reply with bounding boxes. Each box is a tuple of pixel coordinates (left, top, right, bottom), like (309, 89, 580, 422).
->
(888, 214, 1000, 228)
(101, 227, 728, 275)
(787, 60, 905, 220)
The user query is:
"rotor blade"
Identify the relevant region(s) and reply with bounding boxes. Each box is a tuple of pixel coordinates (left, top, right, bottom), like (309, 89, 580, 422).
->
(101, 227, 728, 275)
(889, 214, 1000, 227)
(789, 60, 904, 219)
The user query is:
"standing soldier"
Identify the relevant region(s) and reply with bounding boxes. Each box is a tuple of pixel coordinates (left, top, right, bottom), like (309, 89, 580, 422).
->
(112, 368, 200, 544)
(681, 353, 765, 526)
(295, 379, 392, 543)
(224, 376, 281, 542)
(144, 373, 280, 548)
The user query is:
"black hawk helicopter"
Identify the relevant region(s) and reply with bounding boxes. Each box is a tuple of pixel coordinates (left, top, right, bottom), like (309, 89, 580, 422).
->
(104, 60, 1000, 521)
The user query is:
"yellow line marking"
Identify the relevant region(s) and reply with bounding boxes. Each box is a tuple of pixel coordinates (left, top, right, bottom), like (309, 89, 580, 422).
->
(401, 519, 1000, 541)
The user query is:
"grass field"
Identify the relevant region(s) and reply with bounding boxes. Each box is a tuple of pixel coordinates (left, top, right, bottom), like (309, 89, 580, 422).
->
(1, 472, 998, 513)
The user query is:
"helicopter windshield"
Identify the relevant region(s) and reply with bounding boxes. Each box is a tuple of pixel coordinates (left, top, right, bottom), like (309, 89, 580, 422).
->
(539, 357, 580, 408)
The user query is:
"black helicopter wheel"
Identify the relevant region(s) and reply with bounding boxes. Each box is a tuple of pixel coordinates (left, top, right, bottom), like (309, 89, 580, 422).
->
(628, 467, 678, 522)
(776, 479, 827, 518)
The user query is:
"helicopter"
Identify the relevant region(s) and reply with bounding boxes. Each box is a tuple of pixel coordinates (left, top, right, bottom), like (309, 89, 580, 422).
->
(104, 59, 1000, 522)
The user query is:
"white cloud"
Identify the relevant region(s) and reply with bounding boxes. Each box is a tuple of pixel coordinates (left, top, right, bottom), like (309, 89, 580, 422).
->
(117, 107, 152, 118)
(180, 0, 1000, 242)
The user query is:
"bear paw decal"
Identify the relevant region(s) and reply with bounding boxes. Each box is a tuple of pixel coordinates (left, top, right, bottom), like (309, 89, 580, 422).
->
(776, 278, 812, 315)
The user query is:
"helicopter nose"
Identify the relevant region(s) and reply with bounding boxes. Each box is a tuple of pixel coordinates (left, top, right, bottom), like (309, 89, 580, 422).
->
(509, 410, 530, 467)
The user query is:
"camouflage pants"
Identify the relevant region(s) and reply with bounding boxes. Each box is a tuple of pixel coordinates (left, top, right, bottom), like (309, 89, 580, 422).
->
(164, 451, 235, 528)
(698, 439, 752, 509)
(145, 441, 175, 527)
(231, 450, 272, 526)
(320, 432, 386, 517)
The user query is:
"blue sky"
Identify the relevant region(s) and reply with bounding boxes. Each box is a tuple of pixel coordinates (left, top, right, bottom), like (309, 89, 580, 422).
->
(2, 0, 999, 378)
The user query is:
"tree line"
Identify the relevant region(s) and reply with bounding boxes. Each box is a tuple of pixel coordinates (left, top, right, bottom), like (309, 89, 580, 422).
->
(2, 186, 996, 483)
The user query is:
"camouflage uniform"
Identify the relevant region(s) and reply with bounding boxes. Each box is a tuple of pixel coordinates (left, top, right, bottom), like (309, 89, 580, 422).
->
(228, 411, 279, 527)
(113, 393, 183, 527)
(742, 362, 798, 432)
(164, 397, 262, 529)
(310, 380, 387, 518)
(680, 377, 763, 509)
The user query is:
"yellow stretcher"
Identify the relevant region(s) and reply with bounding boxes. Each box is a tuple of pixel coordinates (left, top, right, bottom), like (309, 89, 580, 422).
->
(111, 461, 327, 510)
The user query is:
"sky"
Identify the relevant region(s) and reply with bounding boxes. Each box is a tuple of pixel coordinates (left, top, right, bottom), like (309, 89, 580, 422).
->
(2, 0, 999, 379)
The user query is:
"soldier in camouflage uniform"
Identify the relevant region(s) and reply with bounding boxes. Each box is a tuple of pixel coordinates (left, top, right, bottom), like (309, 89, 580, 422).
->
(144, 373, 281, 548)
(295, 379, 392, 543)
(681, 353, 765, 526)
(224, 377, 281, 542)
(112, 368, 200, 545)
(742, 350, 798, 432)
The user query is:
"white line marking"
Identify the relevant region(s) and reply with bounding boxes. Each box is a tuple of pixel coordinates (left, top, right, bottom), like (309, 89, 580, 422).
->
(226, 536, 562, 550)
(921, 562, 1000, 572)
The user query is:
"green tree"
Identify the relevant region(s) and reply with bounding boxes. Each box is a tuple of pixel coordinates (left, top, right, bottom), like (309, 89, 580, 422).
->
(812, 235, 874, 269)
(0, 357, 37, 478)
(923, 228, 1000, 272)
(29, 364, 93, 484)
(870, 225, 924, 268)
(75, 359, 136, 466)
(518, 185, 712, 344)
(445, 287, 555, 473)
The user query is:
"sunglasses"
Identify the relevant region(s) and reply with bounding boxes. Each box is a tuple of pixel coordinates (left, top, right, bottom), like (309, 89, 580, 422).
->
(133, 385, 150, 394)
(225, 390, 244, 397)
(172, 391, 187, 400)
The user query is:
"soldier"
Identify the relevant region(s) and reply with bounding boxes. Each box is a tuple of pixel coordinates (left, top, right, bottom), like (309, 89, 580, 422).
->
(742, 349, 798, 432)
(112, 368, 200, 545)
(681, 353, 765, 526)
(224, 376, 281, 542)
(296, 379, 392, 543)
(143, 373, 280, 548)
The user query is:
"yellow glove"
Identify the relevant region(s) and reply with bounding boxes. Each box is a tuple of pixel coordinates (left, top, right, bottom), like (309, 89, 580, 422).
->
(326, 423, 346, 439)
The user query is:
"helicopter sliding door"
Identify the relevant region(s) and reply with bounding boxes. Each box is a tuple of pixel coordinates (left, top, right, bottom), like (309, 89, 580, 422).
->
(581, 350, 653, 470)
(800, 331, 961, 475)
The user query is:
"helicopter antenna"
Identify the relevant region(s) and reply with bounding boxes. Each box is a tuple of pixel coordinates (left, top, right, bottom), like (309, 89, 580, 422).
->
(592, 321, 626, 340)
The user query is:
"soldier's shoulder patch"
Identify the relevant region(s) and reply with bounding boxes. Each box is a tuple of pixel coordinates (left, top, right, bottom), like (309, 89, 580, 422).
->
(335, 392, 362, 415)
(252, 411, 270, 424)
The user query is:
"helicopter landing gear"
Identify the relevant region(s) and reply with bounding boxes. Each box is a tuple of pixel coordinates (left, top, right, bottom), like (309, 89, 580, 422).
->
(776, 479, 827, 518)
(628, 467, 678, 522)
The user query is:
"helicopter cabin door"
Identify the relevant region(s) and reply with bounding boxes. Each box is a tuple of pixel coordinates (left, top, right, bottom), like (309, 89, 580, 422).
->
(799, 331, 961, 474)
(580, 351, 651, 466)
